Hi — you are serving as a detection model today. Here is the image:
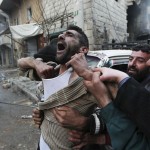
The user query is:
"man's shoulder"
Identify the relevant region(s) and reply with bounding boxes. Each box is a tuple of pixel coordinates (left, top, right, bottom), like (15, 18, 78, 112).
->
(142, 75, 150, 92)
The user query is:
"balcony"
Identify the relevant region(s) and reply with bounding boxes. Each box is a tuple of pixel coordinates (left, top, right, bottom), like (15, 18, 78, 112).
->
(0, 34, 11, 48)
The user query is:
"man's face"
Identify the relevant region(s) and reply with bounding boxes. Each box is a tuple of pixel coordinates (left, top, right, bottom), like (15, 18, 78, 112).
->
(127, 50, 150, 82)
(56, 30, 81, 64)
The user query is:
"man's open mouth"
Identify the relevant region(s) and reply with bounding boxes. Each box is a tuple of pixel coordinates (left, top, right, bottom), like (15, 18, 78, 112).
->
(128, 68, 137, 74)
(129, 68, 137, 72)
(57, 43, 65, 51)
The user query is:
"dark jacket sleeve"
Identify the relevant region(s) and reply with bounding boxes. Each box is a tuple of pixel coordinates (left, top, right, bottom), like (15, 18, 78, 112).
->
(114, 78, 150, 137)
(101, 102, 150, 150)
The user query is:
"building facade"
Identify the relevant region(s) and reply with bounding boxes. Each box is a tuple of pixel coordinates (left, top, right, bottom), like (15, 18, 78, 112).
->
(0, 0, 43, 66)
(41, 0, 132, 50)
(0, 0, 145, 66)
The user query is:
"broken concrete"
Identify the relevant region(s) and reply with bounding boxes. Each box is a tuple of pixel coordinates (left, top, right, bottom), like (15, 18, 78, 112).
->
(0, 67, 40, 103)
(10, 76, 40, 103)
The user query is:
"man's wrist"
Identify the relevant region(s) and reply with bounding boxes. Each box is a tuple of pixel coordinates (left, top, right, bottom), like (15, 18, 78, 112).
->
(78, 117, 90, 131)
(118, 76, 130, 89)
(98, 97, 112, 108)
(34, 59, 43, 68)
(81, 69, 93, 81)
(116, 72, 129, 84)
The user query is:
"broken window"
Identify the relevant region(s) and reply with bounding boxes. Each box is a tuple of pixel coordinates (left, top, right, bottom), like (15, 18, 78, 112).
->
(27, 7, 32, 21)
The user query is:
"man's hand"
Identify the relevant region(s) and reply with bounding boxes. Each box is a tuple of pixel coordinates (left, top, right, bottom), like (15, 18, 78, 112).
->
(94, 67, 128, 84)
(84, 71, 112, 107)
(34, 60, 55, 79)
(32, 108, 44, 128)
(52, 106, 89, 130)
(91, 68, 129, 99)
(68, 130, 108, 150)
(66, 53, 93, 80)
(18, 57, 56, 79)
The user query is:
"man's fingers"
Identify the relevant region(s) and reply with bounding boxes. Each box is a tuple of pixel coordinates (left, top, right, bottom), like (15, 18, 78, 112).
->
(72, 142, 86, 150)
(35, 124, 40, 129)
(52, 109, 66, 125)
(56, 106, 70, 111)
(69, 130, 83, 139)
(92, 72, 101, 83)
(33, 117, 42, 122)
(66, 53, 85, 67)
(52, 109, 60, 118)
(34, 121, 42, 126)
(68, 130, 83, 143)
(92, 67, 102, 72)
(32, 108, 41, 114)
(38, 65, 55, 79)
(66, 59, 72, 67)
(32, 113, 41, 118)
(41, 68, 53, 79)
(68, 137, 81, 143)
(83, 80, 92, 89)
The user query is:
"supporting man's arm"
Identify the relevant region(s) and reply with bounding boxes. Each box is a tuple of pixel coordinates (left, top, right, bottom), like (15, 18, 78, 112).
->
(18, 57, 55, 79)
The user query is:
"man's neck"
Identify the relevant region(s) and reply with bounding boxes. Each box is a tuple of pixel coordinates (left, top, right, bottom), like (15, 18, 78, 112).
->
(59, 64, 79, 83)
(59, 64, 68, 74)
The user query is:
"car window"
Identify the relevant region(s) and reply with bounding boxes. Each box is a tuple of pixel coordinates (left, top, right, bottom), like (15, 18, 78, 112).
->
(111, 64, 128, 73)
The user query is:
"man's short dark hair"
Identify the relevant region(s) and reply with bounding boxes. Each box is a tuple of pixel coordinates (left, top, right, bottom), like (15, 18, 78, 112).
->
(132, 44, 150, 54)
(67, 24, 89, 48)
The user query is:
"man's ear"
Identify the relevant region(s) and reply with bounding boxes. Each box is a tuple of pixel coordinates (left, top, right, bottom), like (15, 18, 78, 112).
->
(79, 47, 89, 54)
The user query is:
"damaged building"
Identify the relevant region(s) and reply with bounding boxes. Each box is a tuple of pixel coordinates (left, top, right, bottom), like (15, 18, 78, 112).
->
(127, 0, 150, 42)
(0, 0, 43, 66)
(0, 0, 149, 66)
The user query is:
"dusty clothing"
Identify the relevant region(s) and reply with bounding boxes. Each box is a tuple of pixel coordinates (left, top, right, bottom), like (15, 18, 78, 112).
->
(38, 77, 98, 150)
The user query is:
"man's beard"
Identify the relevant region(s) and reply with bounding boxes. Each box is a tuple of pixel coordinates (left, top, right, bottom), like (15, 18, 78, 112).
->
(56, 50, 70, 64)
(127, 67, 149, 82)
(56, 46, 80, 65)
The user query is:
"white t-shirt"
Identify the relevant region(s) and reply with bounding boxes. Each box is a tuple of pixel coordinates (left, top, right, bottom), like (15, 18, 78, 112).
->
(40, 69, 72, 150)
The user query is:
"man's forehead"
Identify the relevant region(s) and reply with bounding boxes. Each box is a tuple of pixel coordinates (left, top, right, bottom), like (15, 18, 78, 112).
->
(65, 29, 79, 35)
(131, 50, 150, 59)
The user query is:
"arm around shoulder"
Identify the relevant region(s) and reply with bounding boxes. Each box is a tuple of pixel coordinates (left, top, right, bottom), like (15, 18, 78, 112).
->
(17, 57, 36, 70)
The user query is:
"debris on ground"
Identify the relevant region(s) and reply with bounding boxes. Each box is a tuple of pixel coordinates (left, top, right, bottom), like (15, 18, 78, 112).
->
(21, 115, 32, 119)
(2, 80, 11, 89)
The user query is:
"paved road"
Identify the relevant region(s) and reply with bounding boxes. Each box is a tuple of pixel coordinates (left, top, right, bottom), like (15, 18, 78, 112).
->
(0, 84, 40, 150)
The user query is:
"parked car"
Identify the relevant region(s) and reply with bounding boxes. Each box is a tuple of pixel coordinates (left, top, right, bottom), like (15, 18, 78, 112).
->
(87, 50, 132, 72)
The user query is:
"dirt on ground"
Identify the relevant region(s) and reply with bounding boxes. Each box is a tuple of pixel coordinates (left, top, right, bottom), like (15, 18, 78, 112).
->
(0, 67, 40, 150)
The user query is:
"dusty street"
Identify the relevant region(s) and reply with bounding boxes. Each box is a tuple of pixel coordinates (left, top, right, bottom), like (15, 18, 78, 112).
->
(0, 68, 40, 150)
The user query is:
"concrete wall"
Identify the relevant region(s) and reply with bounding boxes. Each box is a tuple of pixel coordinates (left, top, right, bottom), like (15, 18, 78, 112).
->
(92, 0, 128, 50)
